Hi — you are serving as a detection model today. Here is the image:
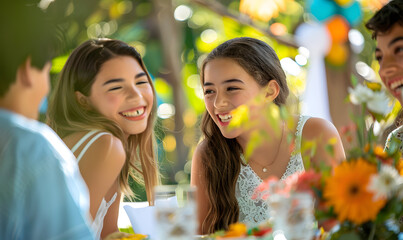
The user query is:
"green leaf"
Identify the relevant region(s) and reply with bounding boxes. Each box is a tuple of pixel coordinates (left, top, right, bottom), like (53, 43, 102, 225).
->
(350, 74, 358, 87)
(325, 143, 335, 157)
(244, 131, 263, 160)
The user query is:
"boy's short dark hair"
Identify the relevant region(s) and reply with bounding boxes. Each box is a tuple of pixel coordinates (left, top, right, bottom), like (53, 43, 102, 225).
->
(366, 0, 403, 39)
(0, 2, 59, 97)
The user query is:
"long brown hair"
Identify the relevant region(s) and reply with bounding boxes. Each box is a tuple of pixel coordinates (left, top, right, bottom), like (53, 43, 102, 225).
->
(199, 37, 289, 233)
(47, 39, 159, 203)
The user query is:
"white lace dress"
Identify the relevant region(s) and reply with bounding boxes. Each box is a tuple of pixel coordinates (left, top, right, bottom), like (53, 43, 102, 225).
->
(235, 115, 310, 226)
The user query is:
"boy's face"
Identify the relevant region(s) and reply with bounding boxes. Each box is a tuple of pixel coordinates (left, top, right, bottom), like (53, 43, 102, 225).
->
(30, 62, 51, 119)
(376, 23, 403, 105)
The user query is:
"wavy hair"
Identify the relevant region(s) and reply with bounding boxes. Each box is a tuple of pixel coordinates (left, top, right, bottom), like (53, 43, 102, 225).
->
(199, 37, 289, 233)
(47, 39, 159, 203)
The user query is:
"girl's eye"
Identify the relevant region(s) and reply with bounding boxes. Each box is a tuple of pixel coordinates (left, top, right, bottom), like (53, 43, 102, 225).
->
(227, 87, 240, 91)
(204, 89, 214, 95)
(375, 55, 382, 62)
(136, 80, 149, 85)
(109, 86, 122, 91)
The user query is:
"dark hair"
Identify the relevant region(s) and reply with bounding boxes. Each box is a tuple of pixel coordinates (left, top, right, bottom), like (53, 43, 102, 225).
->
(0, 2, 59, 97)
(48, 39, 159, 202)
(365, 0, 403, 39)
(199, 37, 289, 233)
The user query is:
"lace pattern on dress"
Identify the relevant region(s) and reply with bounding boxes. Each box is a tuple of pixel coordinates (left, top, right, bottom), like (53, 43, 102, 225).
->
(235, 115, 310, 226)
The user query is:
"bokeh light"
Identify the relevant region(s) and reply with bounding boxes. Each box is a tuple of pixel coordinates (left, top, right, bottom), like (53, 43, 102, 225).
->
(295, 54, 308, 66)
(129, 41, 146, 57)
(270, 22, 287, 36)
(157, 103, 176, 119)
(348, 29, 364, 54)
(201, 29, 218, 43)
(186, 74, 201, 89)
(174, 5, 193, 21)
(163, 135, 176, 152)
(280, 57, 301, 76)
(298, 47, 310, 58)
(183, 109, 197, 128)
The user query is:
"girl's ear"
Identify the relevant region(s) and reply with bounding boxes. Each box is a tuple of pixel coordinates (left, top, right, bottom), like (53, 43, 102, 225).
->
(264, 80, 280, 102)
(75, 91, 90, 109)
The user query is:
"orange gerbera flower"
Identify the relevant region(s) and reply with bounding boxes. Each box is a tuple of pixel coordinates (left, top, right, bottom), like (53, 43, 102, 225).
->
(324, 158, 386, 225)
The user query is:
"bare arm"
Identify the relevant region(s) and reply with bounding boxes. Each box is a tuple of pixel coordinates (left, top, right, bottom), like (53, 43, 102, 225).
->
(301, 117, 346, 168)
(190, 141, 211, 235)
(101, 188, 122, 239)
(77, 134, 126, 237)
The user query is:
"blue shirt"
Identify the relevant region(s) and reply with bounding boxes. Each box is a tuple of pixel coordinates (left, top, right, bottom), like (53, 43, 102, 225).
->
(0, 109, 95, 240)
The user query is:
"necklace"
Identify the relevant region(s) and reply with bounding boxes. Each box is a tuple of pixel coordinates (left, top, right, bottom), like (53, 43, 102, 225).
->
(250, 121, 285, 173)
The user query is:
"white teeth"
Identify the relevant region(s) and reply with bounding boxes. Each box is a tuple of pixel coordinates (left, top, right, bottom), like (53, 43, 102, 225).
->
(122, 108, 144, 117)
(390, 79, 403, 90)
(218, 114, 232, 122)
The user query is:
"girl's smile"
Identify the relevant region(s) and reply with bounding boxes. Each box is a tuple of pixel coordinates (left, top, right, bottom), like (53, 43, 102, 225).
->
(120, 106, 146, 120)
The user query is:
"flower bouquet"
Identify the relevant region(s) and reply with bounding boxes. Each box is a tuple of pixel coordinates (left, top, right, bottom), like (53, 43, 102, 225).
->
(314, 81, 403, 239)
(250, 81, 403, 239)
(208, 222, 274, 239)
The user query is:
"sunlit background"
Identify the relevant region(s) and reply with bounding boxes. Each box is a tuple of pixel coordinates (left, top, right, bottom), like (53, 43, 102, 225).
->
(36, 0, 394, 201)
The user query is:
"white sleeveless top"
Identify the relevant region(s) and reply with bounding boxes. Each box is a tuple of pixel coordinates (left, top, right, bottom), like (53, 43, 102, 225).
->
(235, 115, 310, 226)
(71, 130, 118, 240)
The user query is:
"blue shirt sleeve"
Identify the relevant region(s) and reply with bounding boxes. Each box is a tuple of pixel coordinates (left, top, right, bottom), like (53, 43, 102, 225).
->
(0, 126, 95, 240)
(22, 153, 95, 240)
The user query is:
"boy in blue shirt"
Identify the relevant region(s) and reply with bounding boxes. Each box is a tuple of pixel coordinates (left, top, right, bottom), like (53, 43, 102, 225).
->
(0, 2, 127, 239)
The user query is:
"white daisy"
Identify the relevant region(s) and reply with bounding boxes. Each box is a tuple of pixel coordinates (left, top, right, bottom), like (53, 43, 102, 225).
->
(367, 165, 401, 200)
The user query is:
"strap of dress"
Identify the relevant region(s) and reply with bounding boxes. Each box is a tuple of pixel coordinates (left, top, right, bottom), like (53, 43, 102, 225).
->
(71, 130, 98, 153)
(71, 130, 111, 163)
(292, 115, 311, 155)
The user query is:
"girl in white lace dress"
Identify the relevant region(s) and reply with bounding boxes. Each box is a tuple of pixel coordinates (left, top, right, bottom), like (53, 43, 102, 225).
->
(191, 37, 345, 234)
(48, 39, 160, 239)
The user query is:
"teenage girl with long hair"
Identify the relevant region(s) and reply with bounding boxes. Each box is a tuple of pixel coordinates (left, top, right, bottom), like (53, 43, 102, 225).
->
(48, 39, 160, 239)
(191, 37, 345, 234)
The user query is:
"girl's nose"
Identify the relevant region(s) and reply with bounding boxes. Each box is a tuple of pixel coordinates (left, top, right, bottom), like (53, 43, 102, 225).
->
(214, 93, 229, 109)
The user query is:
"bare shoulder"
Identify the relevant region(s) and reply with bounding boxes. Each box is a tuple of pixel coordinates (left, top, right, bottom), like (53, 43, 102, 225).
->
(84, 133, 126, 167)
(192, 140, 207, 166)
(191, 140, 207, 180)
(302, 117, 345, 164)
(302, 117, 339, 140)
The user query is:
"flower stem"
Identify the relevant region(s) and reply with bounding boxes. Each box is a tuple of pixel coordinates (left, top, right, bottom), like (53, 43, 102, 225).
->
(368, 222, 376, 240)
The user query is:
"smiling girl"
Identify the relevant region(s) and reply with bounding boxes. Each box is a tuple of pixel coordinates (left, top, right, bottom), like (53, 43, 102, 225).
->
(47, 39, 159, 239)
(191, 37, 345, 234)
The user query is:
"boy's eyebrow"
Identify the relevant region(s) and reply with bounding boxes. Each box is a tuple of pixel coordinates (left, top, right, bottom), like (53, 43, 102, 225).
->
(103, 72, 147, 85)
(389, 36, 403, 47)
(203, 79, 244, 86)
(375, 36, 403, 52)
